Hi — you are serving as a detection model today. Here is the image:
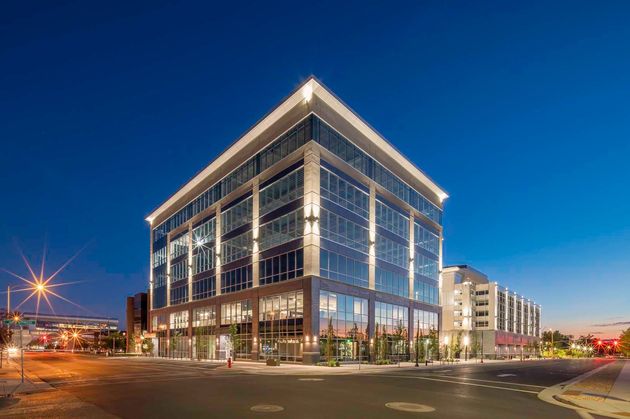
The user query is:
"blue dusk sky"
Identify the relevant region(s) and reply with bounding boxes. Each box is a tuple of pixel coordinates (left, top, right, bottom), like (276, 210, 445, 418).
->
(1, 1, 628, 338)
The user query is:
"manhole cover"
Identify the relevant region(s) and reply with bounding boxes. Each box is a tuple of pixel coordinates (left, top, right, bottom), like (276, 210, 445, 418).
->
(298, 378, 324, 381)
(250, 404, 284, 412)
(385, 402, 435, 413)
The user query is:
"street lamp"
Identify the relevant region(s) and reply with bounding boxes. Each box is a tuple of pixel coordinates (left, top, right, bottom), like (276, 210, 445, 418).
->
(463, 335, 470, 362)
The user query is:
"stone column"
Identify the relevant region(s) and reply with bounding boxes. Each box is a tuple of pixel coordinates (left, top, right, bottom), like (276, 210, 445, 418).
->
(408, 215, 415, 300)
(188, 307, 194, 360)
(368, 296, 376, 363)
(302, 276, 320, 364)
(166, 234, 171, 307)
(215, 205, 222, 296)
(252, 179, 261, 288)
(302, 143, 320, 277)
(188, 222, 193, 303)
(149, 229, 154, 317)
(368, 182, 376, 290)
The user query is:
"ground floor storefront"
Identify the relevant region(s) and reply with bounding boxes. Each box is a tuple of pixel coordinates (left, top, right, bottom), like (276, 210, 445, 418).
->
(149, 276, 440, 364)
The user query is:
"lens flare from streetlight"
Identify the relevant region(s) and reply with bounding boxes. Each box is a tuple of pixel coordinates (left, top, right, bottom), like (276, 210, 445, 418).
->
(1, 242, 94, 318)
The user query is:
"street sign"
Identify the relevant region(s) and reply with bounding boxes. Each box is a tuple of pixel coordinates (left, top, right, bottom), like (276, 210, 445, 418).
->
(2, 319, 36, 326)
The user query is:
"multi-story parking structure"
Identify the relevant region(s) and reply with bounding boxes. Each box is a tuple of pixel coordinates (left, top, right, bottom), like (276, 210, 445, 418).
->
(441, 265, 541, 359)
(146, 77, 447, 364)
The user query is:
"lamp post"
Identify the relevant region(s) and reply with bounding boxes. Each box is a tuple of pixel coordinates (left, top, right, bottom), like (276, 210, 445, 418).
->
(463, 335, 470, 362)
(480, 330, 484, 364)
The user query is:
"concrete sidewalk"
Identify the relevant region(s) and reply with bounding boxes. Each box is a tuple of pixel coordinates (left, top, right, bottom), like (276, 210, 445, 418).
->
(217, 356, 543, 375)
(539, 360, 630, 419)
(0, 359, 49, 396)
(0, 357, 114, 418)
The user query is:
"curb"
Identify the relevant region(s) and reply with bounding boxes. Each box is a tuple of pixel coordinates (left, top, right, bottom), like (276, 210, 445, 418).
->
(538, 362, 628, 419)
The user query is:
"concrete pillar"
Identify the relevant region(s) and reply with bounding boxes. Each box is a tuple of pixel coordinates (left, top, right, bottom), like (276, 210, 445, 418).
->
(368, 296, 376, 362)
(149, 229, 154, 314)
(252, 178, 260, 288)
(408, 215, 415, 300)
(188, 307, 193, 359)
(250, 296, 259, 361)
(188, 222, 193, 303)
(166, 234, 171, 307)
(215, 205, 222, 296)
(303, 277, 320, 364)
(302, 144, 320, 276)
(368, 182, 376, 290)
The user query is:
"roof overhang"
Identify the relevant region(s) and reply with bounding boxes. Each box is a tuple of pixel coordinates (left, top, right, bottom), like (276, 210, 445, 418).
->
(146, 77, 448, 225)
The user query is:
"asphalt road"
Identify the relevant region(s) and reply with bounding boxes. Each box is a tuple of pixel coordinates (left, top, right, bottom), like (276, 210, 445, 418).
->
(7, 352, 613, 418)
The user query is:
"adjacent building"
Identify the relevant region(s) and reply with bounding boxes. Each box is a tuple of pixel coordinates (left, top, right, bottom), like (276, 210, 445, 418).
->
(7, 312, 118, 348)
(441, 265, 541, 358)
(146, 77, 447, 364)
(126, 292, 148, 353)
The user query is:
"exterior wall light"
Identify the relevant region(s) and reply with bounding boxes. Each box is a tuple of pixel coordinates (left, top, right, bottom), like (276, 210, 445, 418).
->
(302, 85, 313, 102)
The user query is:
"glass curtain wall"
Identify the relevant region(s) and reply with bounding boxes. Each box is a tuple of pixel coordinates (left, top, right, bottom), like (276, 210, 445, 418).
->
(374, 302, 409, 362)
(319, 290, 369, 362)
(258, 166, 305, 286)
(192, 306, 216, 360)
(168, 311, 190, 359)
(258, 291, 304, 362)
(375, 199, 409, 298)
(221, 300, 253, 359)
(319, 165, 370, 289)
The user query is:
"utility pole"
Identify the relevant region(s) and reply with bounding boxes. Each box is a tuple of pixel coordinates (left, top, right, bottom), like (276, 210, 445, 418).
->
(20, 325, 23, 383)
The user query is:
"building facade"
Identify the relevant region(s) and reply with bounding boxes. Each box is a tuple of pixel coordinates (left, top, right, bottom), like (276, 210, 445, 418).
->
(441, 265, 541, 359)
(146, 77, 447, 364)
(10, 312, 118, 349)
(126, 292, 148, 353)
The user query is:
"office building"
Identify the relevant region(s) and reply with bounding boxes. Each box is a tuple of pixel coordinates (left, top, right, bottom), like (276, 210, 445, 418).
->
(126, 292, 148, 353)
(146, 77, 447, 364)
(7, 312, 118, 348)
(441, 265, 541, 358)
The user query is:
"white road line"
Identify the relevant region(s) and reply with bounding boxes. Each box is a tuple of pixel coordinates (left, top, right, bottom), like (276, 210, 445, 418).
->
(49, 373, 244, 388)
(426, 374, 547, 389)
(365, 374, 540, 394)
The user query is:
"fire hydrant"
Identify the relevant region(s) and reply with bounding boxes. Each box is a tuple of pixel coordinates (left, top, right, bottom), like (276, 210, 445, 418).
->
(227, 357, 232, 368)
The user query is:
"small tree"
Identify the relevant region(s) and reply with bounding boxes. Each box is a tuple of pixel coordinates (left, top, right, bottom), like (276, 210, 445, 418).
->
(471, 333, 482, 358)
(326, 317, 335, 366)
(380, 325, 388, 362)
(451, 330, 463, 358)
(427, 328, 439, 360)
(392, 321, 407, 361)
(417, 330, 425, 361)
(374, 322, 380, 363)
(349, 322, 360, 362)
(228, 323, 240, 360)
(619, 328, 630, 357)
(0, 327, 13, 349)
(142, 338, 154, 356)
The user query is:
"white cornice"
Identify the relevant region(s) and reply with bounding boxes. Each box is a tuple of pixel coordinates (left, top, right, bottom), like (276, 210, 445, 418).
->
(146, 77, 448, 224)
